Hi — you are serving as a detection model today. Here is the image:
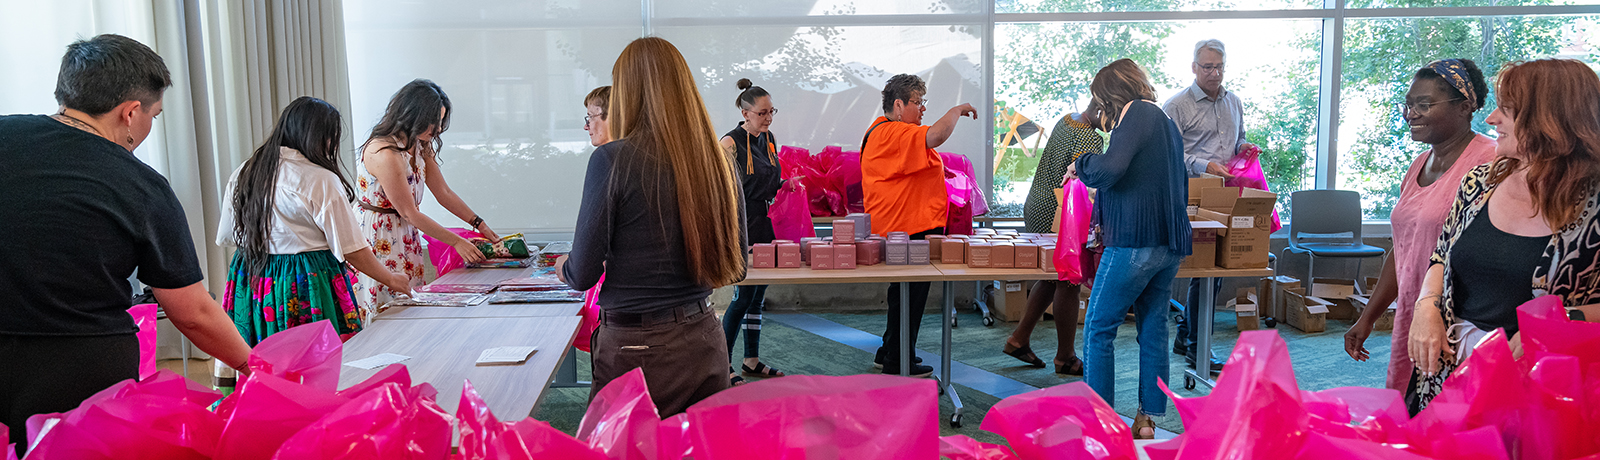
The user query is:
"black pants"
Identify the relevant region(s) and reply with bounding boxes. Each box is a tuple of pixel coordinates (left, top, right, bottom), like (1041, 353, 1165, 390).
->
(2, 333, 139, 457)
(881, 227, 943, 365)
(724, 284, 768, 360)
(590, 303, 730, 417)
(1177, 278, 1223, 358)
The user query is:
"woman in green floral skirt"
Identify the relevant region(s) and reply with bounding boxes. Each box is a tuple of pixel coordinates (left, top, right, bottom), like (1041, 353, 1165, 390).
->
(215, 97, 412, 344)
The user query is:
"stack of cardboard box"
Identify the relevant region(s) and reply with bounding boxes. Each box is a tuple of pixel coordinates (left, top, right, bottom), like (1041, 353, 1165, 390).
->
(1193, 187, 1277, 269)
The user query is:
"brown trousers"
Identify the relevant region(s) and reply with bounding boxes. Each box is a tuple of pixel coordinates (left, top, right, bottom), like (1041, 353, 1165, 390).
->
(590, 305, 730, 416)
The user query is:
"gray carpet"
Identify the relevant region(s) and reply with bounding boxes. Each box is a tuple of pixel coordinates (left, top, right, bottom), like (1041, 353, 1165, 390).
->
(532, 303, 1391, 442)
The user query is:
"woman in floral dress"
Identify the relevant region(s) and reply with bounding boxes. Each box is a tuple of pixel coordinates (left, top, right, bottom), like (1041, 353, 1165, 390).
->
(355, 79, 500, 312)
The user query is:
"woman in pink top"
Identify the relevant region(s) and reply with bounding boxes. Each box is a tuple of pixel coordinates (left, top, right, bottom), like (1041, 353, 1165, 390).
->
(1344, 58, 1496, 391)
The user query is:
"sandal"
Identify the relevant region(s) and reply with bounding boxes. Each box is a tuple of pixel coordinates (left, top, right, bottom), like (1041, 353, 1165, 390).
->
(730, 373, 747, 386)
(1054, 356, 1084, 376)
(1003, 343, 1047, 368)
(1132, 413, 1156, 440)
(741, 362, 786, 377)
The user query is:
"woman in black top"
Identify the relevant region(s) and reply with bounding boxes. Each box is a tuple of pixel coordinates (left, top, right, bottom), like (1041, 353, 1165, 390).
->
(556, 37, 748, 416)
(718, 79, 786, 385)
(0, 35, 252, 456)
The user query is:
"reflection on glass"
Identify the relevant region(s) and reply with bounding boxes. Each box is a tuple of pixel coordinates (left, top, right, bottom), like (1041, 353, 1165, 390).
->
(998, 0, 1319, 14)
(994, 20, 1320, 218)
(654, 0, 984, 18)
(1339, 16, 1600, 219)
(1348, 0, 1600, 9)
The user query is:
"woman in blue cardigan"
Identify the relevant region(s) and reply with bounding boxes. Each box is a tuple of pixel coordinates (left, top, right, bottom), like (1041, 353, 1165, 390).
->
(1073, 59, 1192, 439)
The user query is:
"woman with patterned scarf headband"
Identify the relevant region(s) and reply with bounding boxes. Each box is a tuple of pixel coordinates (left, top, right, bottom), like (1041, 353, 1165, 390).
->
(1342, 58, 1496, 395)
(1404, 59, 1600, 414)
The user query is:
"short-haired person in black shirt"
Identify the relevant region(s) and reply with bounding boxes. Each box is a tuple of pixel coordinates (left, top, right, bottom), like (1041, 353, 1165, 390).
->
(0, 34, 253, 454)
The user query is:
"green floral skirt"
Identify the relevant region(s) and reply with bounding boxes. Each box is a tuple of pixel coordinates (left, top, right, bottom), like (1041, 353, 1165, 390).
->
(223, 250, 363, 345)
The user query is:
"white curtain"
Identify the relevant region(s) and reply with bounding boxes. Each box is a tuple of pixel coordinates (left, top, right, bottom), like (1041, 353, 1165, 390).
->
(0, 0, 353, 360)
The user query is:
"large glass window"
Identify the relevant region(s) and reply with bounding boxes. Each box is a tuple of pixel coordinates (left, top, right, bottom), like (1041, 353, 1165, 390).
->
(1338, 15, 1600, 218)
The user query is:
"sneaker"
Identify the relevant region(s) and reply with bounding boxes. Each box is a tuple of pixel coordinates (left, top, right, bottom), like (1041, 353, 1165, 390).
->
(873, 347, 923, 369)
(880, 362, 934, 378)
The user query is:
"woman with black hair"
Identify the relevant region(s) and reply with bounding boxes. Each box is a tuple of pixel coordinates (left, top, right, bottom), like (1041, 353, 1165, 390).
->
(216, 97, 412, 345)
(718, 78, 786, 385)
(354, 79, 501, 310)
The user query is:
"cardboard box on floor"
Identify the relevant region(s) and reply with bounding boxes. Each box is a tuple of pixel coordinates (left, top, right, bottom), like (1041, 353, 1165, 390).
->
(992, 280, 1030, 322)
(1194, 187, 1276, 269)
(1182, 220, 1226, 269)
(1348, 294, 1397, 331)
(1283, 289, 1330, 333)
(1310, 278, 1359, 320)
(1258, 276, 1302, 321)
(1234, 288, 1260, 331)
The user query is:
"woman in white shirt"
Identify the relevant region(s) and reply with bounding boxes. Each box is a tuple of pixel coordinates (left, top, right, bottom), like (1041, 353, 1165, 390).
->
(217, 97, 410, 344)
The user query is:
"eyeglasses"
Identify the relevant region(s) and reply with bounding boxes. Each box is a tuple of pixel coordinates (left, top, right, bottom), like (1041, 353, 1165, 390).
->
(908, 99, 927, 108)
(1400, 98, 1465, 116)
(1197, 64, 1225, 75)
(584, 113, 604, 127)
(745, 108, 778, 118)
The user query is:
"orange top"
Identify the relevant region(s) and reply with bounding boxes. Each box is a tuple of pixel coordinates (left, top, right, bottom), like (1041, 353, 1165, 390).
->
(861, 116, 947, 235)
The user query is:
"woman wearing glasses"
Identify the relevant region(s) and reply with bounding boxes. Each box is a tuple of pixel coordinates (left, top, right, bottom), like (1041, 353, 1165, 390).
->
(1342, 59, 1496, 395)
(718, 78, 786, 385)
(584, 86, 611, 147)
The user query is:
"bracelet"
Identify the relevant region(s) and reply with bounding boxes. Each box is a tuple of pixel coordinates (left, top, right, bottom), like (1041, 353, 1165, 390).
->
(468, 215, 484, 229)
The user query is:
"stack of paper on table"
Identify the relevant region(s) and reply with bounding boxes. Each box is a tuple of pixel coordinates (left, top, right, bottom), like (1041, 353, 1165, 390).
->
(386, 293, 490, 307)
(417, 283, 497, 294)
(488, 290, 584, 303)
(476, 346, 538, 365)
(466, 257, 536, 269)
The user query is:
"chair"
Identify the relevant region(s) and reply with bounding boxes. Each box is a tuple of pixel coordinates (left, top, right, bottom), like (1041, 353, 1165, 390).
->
(1281, 190, 1386, 294)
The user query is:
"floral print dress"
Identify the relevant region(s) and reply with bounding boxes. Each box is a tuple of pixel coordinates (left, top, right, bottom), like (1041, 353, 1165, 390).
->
(354, 144, 427, 314)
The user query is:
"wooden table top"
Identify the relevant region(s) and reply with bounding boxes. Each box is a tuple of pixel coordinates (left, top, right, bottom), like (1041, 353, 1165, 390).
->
(337, 315, 582, 419)
(377, 302, 583, 321)
(932, 263, 1053, 281)
(429, 266, 535, 286)
(738, 263, 947, 285)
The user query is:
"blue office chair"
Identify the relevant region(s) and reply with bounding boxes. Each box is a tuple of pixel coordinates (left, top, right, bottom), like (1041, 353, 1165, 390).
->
(1281, 190, 1386, 294)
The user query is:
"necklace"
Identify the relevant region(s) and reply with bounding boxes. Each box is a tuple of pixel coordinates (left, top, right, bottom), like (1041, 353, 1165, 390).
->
(53, 112, 104, 137)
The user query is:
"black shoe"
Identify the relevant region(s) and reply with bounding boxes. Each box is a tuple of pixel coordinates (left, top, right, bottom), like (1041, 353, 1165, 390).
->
(1186, 355, 1225, 373)
(873, 347, 923, 369)
(881, 362, 934, 378)
(1172, 341, 1189, 356)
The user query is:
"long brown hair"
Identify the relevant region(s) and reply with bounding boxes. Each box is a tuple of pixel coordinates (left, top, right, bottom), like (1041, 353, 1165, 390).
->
(232, 97, 348, 273)
(365, 79, 450, 164)
(1090, 59, 1157, 130)
(609, 37, 746, 287)
(1486, 59, 1600, 229)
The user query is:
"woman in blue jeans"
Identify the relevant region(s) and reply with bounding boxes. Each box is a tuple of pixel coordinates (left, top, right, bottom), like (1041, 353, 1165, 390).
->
(1073, 59, 1192, 439)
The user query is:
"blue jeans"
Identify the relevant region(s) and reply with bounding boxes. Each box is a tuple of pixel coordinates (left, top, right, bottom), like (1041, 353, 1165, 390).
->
(1083, 246, 1183, 416)
(724, 284, 768, 360)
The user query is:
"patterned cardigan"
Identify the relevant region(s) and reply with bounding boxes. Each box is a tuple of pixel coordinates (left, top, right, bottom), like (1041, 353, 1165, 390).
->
(1408, 161, 1600, 412)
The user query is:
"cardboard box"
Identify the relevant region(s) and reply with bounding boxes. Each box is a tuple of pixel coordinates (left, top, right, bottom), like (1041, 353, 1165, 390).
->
(888, 231, 909, 240)
(967, 242, 994, 268)
(991, 243, 1016, 268)
(1310, 278, 1359, 320)
(992, 280, 1029, 322)
(832, 219, 857, 244)
(856, 239, 882, 265)
(1348, 294, 1397, 331)
(1015, 242, 1039, 269)
(752, 243, 776, 268)
(1283, 290, 1330, 333)
(1183, 220, 1226, 269)
(886, 239, 909, 265)
(1195, 187, 1277, 269)
(835, 244, 856, 269)
(1189, 174, 1225, 205)
(997, 229, 1019, 235)
(974, 228, 996, 235)
(1040, 245, 1056, 272)
(1235, 288, 1260, 331)
(1258, 276, 1301, 321)
(926, 235, 946, 260)
(810, 244, 834, 269)
(940, 239, 966, 264)
(776, 243, 802, 268)
(909, 240, 930, 265)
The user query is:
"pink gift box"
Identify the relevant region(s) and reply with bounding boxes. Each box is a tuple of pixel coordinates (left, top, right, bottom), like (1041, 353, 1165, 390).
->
(834, 244, 856, 269)
(752, 243, 776, 268)
(833, 219, 857, 244)
(967, 242, 993, 268)
(811, 244, 835, 270)
(1015, 242, 1039, 269)
(777, 243, 802, 268)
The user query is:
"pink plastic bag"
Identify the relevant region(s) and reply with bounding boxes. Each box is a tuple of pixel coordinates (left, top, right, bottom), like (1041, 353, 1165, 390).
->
(456, 380, 605, 460)
(980, 381, 1135, 460)
(246, 321, 343, 391)
(128, 303, 159, 379)
(686, 374, 939, 460)
(1054, 179, 1095, 284)
(215, 372, 352, 460)
(1223, 145, 1283, 232)
(24, 370, 225, 460)
(769, 179, 817, 241)
(1158, 330, 1311, 460)
(577, 368, 661, 460)
(939, 435, 1018, 460)
(1406, 328, 1566, 460)
(943, 153, 988, 216)
(423, 228, 483, 277)
(574, 273, 604, 353)
(270, 381, 452, 460)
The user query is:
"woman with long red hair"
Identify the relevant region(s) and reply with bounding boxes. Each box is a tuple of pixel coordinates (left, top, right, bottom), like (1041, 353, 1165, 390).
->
(1407, 59, 1600, 413)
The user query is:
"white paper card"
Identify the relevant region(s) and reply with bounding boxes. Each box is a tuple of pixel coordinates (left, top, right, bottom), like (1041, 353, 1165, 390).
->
(477, 346, 539, 365)
(344, 353, 411, 370)
(1187, 205, 1198, 216)
(1231, 216, 1255, 229)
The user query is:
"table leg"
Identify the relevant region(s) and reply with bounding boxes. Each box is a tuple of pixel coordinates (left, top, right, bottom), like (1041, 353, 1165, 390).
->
(942, 280, 965, 427)
(551, 346, 590, 388)
(1182, 276, 1220, 391)
(899, 282, 911, 377)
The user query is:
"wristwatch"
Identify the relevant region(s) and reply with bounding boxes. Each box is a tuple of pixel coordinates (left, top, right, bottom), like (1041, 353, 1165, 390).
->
(1570, 308, 1587, 321)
